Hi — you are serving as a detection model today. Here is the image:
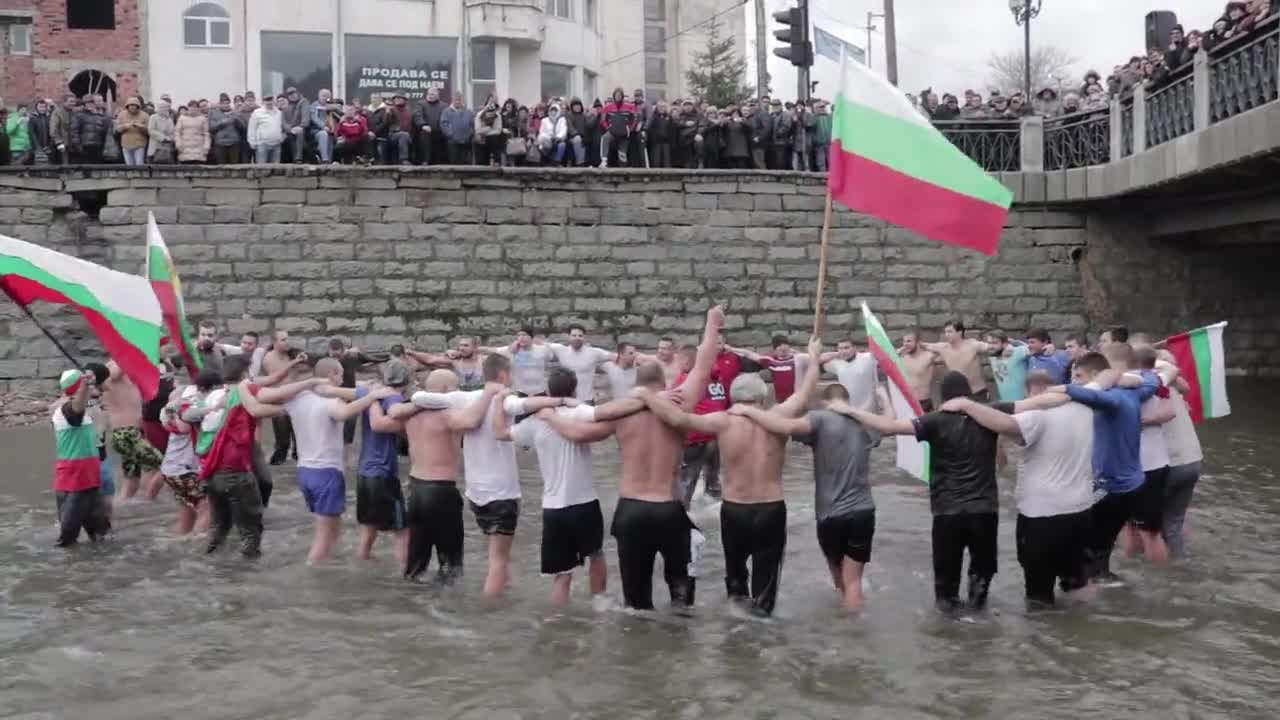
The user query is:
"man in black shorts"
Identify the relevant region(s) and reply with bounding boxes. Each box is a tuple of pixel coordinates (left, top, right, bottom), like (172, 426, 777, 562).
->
(327, 338, 386, 468)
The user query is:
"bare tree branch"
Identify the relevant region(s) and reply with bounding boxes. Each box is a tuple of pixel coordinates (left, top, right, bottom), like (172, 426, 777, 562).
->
(986, 45, 1080, 95)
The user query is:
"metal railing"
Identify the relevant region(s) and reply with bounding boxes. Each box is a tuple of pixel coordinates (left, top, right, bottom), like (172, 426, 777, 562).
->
(1120, 97, 1134, 157)
(932, 120, 1021, 172)
(1043, 109, 1111, 170)
(1209, 14, 1280, 123)
(1145, 69, 1195, 148)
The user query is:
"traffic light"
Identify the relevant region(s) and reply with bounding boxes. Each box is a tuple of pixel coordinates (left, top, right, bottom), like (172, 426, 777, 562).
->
(772, 5, 812, 67)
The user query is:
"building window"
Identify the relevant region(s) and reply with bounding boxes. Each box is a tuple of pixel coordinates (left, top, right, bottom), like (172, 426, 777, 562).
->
(183, 2, 232, 48)
(644, 0, 665, 22)
(545, 0, 572, 20)
(67, 0, 115, 30)
(7, 23, 31, 55)
(644, 26, 665, 53)
(584, 70, 598, 102)
(584, 0, 597, 28)
(471, 40, 496, 106)
(345, 34, 456, 104)
(645, 87, 666, 101)
(644, 57, 666, 84)
(261, 31, 333, 102)
(541, 62, 573, 101)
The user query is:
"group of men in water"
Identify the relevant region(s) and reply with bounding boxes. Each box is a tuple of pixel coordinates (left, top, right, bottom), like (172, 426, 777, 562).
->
(48, 308, 1202, 616)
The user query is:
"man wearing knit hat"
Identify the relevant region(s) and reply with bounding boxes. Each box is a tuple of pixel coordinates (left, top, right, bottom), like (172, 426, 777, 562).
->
(51, 368, 110, 547)
(209, 93, 245, 164)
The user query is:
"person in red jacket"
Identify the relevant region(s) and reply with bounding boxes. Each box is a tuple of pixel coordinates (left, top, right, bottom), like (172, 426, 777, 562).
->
(599, 87, 637, 168)
(334, 105, 370, 164)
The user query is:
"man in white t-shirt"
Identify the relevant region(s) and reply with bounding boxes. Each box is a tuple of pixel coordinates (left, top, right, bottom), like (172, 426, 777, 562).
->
(940, 370, 1099, 608)
(546, 324, 613, 403)
(601, 342, 640, 400)
(494, 367, 621, 604)
(269, 358, 397, 565)
(823, 338, 878, 411)
(1129, 347, 1181, 561)
(485, 327, 552, 396)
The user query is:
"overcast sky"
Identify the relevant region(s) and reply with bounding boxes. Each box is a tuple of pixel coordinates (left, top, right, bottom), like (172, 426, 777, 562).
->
(747, 0, 1232, 98)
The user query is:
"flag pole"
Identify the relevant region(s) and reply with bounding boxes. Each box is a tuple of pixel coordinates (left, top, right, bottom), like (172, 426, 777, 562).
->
(812, 191, 834, 337)
(3, 290, 84, 370)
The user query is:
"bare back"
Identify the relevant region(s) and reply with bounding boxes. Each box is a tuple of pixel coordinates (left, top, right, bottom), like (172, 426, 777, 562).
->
(615, 410, 685, 502)
(102, 376, 142, 428)
(716, 415, 786, 504)
(657, 358, 681, 388)
(938, 340, 986, 394)
(404, 409, 462, 482)
(901, 351, 937, 402)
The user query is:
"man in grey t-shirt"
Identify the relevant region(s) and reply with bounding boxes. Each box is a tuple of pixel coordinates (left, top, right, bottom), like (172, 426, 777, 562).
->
(730, 382, 882, 613)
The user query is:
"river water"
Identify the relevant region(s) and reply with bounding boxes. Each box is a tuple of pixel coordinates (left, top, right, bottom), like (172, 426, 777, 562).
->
(1, 380, 1278, 719)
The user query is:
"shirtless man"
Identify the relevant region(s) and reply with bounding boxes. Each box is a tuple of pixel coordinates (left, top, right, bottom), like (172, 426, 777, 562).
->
(635, 336, 683, 387)
(899, 330, 939, 411)
(102, 360, 163, 501)
(258, 329, 303, 464)
(920, 320, 993, 401)
(630, 335, 824, 616)
(389, 369, 499, 581)
(267, 358, 398, 565)
(536, 306, 724, 611)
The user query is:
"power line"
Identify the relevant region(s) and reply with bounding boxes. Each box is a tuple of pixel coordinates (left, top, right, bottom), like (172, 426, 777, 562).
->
(601, 0, 751, 68)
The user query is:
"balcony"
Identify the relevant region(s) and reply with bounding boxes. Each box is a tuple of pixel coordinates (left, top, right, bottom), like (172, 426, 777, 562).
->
(466, 0, 545, 47)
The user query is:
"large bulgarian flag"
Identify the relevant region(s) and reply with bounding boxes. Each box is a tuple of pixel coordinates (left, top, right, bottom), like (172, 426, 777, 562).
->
(862, 302, 930, 484)
(146, 213, 202, 379)
(1, 234, 164, 399)
(1165, 322, 1231, 423)
(828, 53, 1014, 255)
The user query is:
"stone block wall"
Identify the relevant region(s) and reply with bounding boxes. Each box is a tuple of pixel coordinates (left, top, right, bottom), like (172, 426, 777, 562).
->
(1, 166, 1097, 388)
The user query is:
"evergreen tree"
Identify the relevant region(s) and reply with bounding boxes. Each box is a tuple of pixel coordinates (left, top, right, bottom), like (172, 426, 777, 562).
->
(684, 22, 755, 107)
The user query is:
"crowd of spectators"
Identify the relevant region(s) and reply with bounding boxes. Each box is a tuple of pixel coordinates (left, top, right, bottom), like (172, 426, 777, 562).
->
(0, 85, 834, 172)
(910, 0, 1276, 124)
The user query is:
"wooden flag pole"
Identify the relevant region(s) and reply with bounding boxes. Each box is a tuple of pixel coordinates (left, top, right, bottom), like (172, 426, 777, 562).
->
(812, 190, 834, 337)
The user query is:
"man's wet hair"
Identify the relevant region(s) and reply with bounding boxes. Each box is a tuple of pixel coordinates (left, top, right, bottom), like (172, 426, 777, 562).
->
(328, 338, 345, 351)
(222, 354, 252, 383)
(1075, 351, 1111, 376)
(987, 329, 1008, 343)
(196, 366, 224, 391)
(617, 341, 635, 354)
(771, 335, 790, 348)
(1065, 334, 1085, 346)
(1133, 346, 1158, 370)
(1108, 326, 1130, 342)
(567, 323, 586, 335)
(822, 383, 850, 401)
(242, 331, 259, 341)
(944, 319, 965, 334)
(1027, 327, 1051, 343)
(1103, 342, 1135, 369)
(547, 367, 577, 398)
(482, 352, 510, 381)
(517, 326, 535, 336)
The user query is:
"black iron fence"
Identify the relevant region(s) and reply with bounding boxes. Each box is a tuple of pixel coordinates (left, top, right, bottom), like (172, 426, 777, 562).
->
(1145, 68, 1196, 148)
(1209, 14, 1280, 123)
(1044, 110, 1111, 170)
(1120, 97, 1134, 157)
(932, 120, 1021, 172)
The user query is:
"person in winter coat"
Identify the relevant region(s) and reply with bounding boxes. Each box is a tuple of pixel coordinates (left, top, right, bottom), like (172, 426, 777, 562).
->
(281, 87, 310, 163)
(812, 101, 833, 172)
(69, 94, 111, 163)
(701, 106, 728, 169)
(536, 103, 569, 165)
(792, 102, 815, 171)
(27, 100, 51, 163)
(506, 106, 531, 166)
(236, 92, 258, 161)
(564, 98, 590, 166)
(674, 100, 703, 169)
(645, 101, 672, 168)
(147, 100, 176, 163)
(413, 87, 446, 165)
(584, 99, 603, 167)
(749, 97, 773, 169)
(208, 93, 244, 164)
(248, 95, 287, 163)
(474, 97, 504, 166)
(49, 95, 75, 164)
(309, 88, 341, 163)
(600, 87, 638, 168)
(384, 93, 415, 164)
(722, 106, 750, 169)
(439, 92, 475, 165)
(174, 101, 210, 164)
(1033, 88, 1060, 117)
(113, 97, 150, 166)
(334, 105, 370, 164)
(5, 104, 32, 165)
(768, 98, 793, 170)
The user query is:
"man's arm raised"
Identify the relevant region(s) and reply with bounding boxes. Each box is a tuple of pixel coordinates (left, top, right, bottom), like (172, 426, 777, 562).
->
(673, 305, 725, 409)
(775, 335, 823, 418)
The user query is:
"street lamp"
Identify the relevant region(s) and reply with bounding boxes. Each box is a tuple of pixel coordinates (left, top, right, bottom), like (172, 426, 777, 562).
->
(1009, 0, 1042, 100)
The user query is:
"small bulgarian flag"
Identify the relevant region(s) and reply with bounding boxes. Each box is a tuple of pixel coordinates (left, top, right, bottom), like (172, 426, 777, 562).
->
(1165, 322, 1231, 423)
(146, 213, 202, 380)
(1, 234, 164, 399)
(828, 52, 1013, 255)
(862, 302, 930, 484)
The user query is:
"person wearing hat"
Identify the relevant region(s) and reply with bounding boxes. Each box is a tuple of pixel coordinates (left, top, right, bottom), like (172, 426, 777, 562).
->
(209, 92, 245, 164)
(112, 97, 150, 166)
(51, 368, 111, 547)
(1034, 87, 1060, 117)
(350, 360, 417, 563)
(281, 86, 310, 162)
(385, 92, 415, 165)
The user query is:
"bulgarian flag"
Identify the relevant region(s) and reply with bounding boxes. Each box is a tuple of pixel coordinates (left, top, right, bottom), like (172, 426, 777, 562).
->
(1, 234, 164, 399)
(862, 302, 930, 484)
(828, 52, 1013, 255)
(146, 213, 202, 379)
(1165, 322, 1231, 423)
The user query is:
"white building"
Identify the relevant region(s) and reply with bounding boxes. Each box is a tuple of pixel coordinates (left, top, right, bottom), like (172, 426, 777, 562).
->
(144, 0, 746, 105)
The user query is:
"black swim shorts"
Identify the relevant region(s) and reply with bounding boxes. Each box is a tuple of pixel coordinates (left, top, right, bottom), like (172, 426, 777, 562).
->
(817, 509, 876, 565)
(470, 498, 520, 536)
(542, 499, 604, 575)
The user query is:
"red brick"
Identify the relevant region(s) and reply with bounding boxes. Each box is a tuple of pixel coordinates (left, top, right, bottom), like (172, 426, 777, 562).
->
(1, 0, 143, 104)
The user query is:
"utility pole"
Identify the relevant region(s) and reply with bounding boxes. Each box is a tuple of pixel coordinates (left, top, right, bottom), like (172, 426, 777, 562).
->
(883, 0, 899, 86)
(797, 0, 809, 103)
(865, 11, 883, 71)
(754, 0, 769, 96)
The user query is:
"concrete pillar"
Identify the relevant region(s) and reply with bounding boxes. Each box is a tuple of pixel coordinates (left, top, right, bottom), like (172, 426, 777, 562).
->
(1020, 115, 1044, 172)
(1109, 98, 1123, 159)
(1193, 50, 1211, 130)
(495, 41, 512, 103)
(1133, 84, 1147, 154)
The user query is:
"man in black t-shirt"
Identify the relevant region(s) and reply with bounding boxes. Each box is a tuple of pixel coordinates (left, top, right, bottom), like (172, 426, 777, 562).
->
(844, 371, 1014, 612)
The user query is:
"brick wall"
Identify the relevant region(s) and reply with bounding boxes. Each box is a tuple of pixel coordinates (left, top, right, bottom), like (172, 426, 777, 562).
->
(0, 166, 1101, 388)
(1, 0, 142, 104)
